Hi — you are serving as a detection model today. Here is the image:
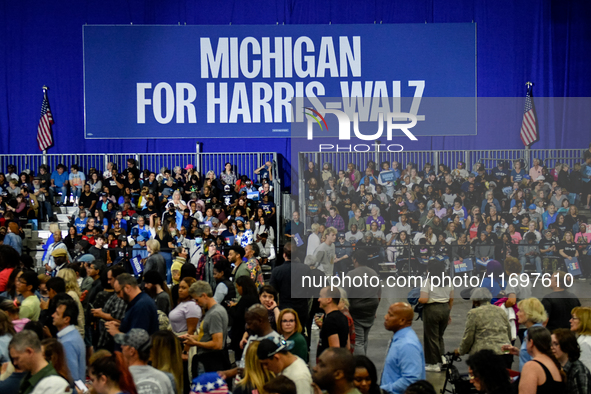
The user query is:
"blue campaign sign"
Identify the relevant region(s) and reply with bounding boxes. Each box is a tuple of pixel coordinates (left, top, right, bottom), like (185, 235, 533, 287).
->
(83, 24, 476, 139)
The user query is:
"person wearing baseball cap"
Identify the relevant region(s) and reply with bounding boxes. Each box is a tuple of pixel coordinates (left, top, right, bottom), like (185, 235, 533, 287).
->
(116, 328, 174, 394)
(258, 337, 313, 394)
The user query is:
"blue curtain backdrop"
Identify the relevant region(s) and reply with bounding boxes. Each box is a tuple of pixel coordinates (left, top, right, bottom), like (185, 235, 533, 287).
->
(1, 0, 590, 184)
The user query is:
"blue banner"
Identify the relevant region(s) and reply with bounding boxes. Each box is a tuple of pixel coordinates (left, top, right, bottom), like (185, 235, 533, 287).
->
(83, 24, 476, 139)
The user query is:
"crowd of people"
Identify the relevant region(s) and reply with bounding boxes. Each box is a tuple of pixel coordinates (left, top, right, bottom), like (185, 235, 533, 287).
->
(0, 147, 589, 394)
(301, 149, 591, 277)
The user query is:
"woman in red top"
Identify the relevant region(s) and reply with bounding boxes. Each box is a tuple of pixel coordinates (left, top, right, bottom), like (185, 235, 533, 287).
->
(0, 244, 18, 292)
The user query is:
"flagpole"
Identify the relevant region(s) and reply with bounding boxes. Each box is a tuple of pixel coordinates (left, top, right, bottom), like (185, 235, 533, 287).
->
(42, 85, 48, 165)
(523, 81, 532, 168)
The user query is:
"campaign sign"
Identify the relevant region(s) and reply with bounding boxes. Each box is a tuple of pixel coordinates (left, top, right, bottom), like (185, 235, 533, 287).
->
(565, 257, 582, 276)
(131, 256, 144, 276)
(454, 258, 473, 273)
(83, 24, 476, 139)
(379, 171, 396, 183)
(293, 233, 304, 247)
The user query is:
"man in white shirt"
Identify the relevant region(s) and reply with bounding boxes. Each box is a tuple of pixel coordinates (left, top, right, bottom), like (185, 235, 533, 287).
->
(258, 337, 313, 394)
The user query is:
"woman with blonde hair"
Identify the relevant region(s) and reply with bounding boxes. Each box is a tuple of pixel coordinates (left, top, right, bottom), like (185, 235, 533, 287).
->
(276, 308, 308, 362)
(502, 297, 547, 371)
(145, 239, 166, 280)
(570, 306, 591, 371)
(56, 268, 85, 337)
(150, 330, 183, 394)
(234, 340, 274, 394)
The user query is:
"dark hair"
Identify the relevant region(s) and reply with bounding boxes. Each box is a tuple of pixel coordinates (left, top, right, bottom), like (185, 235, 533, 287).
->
(325, 348, 355, 382)
(143, 270, 165, 285)
(22, 320, 44, 341)
(465, 349, 511, 393)
(263, 375, 296, 394)
(90, 352, 138, 394)
(283, 242, 292, 260)
(19, 271, 39, 292)
(55, 297, 79, 326)
(427, 259, 445, 276)
(235, 276, 258, 298)
(527, 326, 566, 381)
(0, 244, 20, 270)
(41, 338, 72, 384)
(230, 245, 245, 258)
(46, 277, 66, 294)
(213, 261, 231, 279)
(259, 285, 277, 299)
(354, 355, 381, 394)
(553, 328, 581, 362)
(404, 380, 436, 394)
(352, 249, 368, 266)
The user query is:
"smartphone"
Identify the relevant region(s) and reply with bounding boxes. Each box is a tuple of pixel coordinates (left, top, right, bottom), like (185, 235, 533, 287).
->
(75, 380, 88, 393)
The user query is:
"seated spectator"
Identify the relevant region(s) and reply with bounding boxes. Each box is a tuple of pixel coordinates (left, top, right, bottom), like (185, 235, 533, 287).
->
(519, 232, 542, 273)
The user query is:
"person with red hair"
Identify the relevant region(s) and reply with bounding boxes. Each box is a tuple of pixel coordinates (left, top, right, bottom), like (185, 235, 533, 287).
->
(87, 351, 138, 394)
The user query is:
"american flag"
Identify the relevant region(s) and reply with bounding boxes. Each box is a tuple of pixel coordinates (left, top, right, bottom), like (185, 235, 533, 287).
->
(37, 90, 54, 151)
(520, 86, 537, 146)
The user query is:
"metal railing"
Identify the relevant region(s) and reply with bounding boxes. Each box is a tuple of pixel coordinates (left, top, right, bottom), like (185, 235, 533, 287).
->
(1, 148, 282, 248)
(297, 148, 587, 227)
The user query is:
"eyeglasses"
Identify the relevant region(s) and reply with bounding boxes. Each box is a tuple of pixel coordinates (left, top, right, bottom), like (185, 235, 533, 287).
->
(468, 374, 475, 380)
(571, 316, 580, 321)
(282, 319, 295, 323)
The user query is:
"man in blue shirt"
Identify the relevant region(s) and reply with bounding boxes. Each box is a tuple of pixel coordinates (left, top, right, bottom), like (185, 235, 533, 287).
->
(381, 302, 425, 394)
(53, 297, 86, 384)
(50, 164, 70, 206)
(106, 273, 159, 338)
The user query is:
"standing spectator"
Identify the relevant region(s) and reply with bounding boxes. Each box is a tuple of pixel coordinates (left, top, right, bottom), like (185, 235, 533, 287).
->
(465, 349, 512, 394)
(143, 271, 172, 315)
(212, 261, 236, 307)
(92, 266, 127, 352)
(0, 310, 15, 364)
(276, 308, 308, 362)
(106, 274, 159, 338)
(312, 348, 357, 394)
(17, 271, 41, 321)
(87, 352, 138, 394)
(182, 281, 230, 375)
(8, 330, 70, 393)
(454, 288, 512, 367)
(57, 268, 85, 338)
(150, 330, 184, 394)
(116, 328, 174, 394)
(144, 239, 167, 280)
(233, 341, 275, 394)
(258, 337, 313, 394)
(4, 222, 22, 255)
(502, 297, 548, 371)
(381, 302, 425, 393)
(169, 277, 201, 335)
(226, 276, 259, 361)
(519, 326, 566, 392)
(316, 286, 349, 357)
(418, 260, 453, 372)
(552, 328, 591, 394)
(53, 297, 85, 384)
(571, 306, 591, 371)
(306, 223, 322, 256)
(269, 243, 310, 331)
(343, 250, 380, 356)
(542, 271, 581, 331)
(353, 355, 381, 394)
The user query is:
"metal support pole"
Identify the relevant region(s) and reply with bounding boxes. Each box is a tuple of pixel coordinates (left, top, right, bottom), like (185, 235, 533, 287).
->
(195, 142, 201, 174)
